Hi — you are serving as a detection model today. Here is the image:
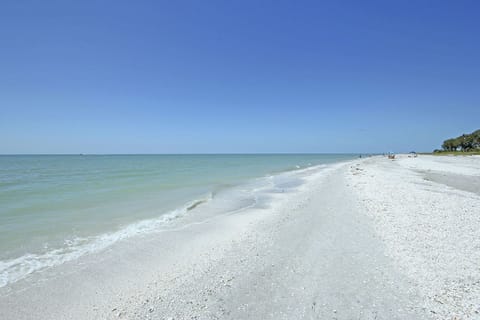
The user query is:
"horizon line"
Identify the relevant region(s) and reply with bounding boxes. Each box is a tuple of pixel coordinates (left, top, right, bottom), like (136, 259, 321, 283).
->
(0, 152, 383, 156)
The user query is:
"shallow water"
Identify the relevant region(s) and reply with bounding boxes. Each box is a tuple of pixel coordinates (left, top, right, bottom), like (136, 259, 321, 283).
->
(0, 154, 355, 287)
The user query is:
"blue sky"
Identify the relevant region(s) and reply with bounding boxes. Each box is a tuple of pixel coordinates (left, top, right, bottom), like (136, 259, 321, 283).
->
(1, 0, 479, 154)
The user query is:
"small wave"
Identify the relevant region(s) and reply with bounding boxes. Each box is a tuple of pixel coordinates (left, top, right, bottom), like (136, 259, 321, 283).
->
(186, 199, 207, 211)
(0, 193, 213, 288)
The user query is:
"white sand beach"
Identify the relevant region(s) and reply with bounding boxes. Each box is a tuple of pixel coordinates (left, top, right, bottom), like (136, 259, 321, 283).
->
(1, 155, 479, 319)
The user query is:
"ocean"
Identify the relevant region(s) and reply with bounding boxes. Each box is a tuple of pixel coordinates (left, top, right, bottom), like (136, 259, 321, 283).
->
(0, 154, 355, 288)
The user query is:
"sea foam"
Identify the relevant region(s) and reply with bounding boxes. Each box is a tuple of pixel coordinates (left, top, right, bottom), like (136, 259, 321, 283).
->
(0, 194, 213, 288)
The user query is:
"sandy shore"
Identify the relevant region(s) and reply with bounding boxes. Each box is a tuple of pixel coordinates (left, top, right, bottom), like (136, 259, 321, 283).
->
(348, 155, 480, 319)
(1, 155, 479, 319)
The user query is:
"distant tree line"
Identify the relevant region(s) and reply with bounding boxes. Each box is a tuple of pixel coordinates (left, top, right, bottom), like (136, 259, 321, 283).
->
(437, 129, 480, 152)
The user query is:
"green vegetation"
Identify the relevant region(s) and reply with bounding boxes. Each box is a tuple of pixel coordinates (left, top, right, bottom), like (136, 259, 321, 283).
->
(433, 129, 480, 154)
(432, 150, 480, 156)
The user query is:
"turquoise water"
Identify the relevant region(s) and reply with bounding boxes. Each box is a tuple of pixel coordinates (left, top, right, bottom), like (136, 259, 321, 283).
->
(0, 154, 355, 287)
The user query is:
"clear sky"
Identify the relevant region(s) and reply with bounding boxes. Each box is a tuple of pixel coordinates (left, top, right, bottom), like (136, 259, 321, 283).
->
(1, 0, 479, 154)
